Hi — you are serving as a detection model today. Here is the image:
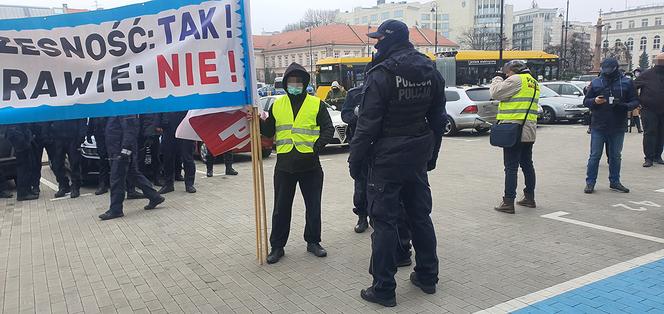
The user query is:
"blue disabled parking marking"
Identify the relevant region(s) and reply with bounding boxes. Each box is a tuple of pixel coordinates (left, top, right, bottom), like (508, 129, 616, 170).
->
(512, 258, 664, 314)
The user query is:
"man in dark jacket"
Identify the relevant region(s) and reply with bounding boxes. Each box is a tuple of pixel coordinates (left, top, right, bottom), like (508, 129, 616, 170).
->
(159, 111, 197, 194)
(634, 53, 664, 167)
(87, 118, 110, 195)
(258, 62, 334, 264)
(138, 114, 163, 183)
(48, 119, 87, 198)
(348, 20, 446, 307)
(584, 58, 639, 194)
(99, 115, 165, 221)
(6, 124, 38, 201)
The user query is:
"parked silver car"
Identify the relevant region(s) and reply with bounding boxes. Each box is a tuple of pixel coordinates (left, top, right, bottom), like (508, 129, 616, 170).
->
(538, 85, 588, 124)
(542, 81, 585, 97)
(443, 86, 498, 136)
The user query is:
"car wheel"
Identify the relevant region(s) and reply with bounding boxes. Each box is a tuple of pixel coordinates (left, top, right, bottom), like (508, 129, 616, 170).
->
(200, 143, 209, 163)
(540, 107, 556, 124)
(475, 126, 490, 135)
(262, 148, 272, 158)
(443, 116, 458, 136)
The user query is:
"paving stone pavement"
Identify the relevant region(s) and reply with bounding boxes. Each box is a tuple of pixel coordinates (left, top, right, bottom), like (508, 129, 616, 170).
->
(1, 124, 663, 313)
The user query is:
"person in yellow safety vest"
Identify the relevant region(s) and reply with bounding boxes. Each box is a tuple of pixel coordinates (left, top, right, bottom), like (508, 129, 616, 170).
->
(255, 62, 335, 264)
(489, 60, 540, 214)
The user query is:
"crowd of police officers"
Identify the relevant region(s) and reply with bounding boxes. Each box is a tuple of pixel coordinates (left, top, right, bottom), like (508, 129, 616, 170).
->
(0, 112, 238, 220)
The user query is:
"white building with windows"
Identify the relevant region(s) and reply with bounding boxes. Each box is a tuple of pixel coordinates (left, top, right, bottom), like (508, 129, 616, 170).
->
(512, 7, 560, 51)
(601, 4, 664, 69)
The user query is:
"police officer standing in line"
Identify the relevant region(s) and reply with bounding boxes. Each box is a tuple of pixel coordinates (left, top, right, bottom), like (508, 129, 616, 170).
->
(50, 119, 87, 198)
(138, 114, 163, 185)
(0, 125, 13, 199)
(6, 123, 39, 201)
(87, 118, 110, 195)
(30, 122, 58, 198)
(159, 111, 197, 194)
(490, 60, 540, 213)
(348, 20, 446, 307)
(99, 115, 165, 221)
(254, 62, 335, 264)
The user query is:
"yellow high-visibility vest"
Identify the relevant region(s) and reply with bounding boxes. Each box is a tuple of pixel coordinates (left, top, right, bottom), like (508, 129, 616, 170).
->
(497, 74, 540, 121)
(272, 94, 321, 154)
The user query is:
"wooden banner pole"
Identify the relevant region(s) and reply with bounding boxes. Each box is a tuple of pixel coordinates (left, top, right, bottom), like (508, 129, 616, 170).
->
(250, 106, 264, 264)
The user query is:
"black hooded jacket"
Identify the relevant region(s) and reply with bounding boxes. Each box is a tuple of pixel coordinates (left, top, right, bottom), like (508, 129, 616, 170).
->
(260, 63, 334, 173)
(634, 65, 664, 114)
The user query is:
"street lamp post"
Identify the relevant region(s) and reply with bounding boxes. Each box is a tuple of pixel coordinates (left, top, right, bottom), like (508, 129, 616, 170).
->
(562, 0, 570, 77)
(305, 28, 313, 75)
(367, 24, 372, 57)
(498, 0, 505, 67)
(431, 4, 439, 54)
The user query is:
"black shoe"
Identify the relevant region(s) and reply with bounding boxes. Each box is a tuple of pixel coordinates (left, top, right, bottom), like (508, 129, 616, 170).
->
(175, 174, 185, 181)
(410, 272, 436, 294)
(644, 160, 654, 167)
(185, 185, 197, 193)
(225, 168, 238, 176)
(494, 197, 515, 214)
(610, 182, 630, 193)
(206, 171, 213, 177)
(126, 191, 145, 199)
(17, 194, 38, 201)
(266, 247, 284, 264)
(70, 188, 80, 199)
(144, 196, 165, 210)
(158, 185, 174, 194)
(584, 184, 595, 194)
(99, 210, 124, 221)
(360, 288, 396, 307)
(95, 185, 109, 195)
(354, 215, 369, 233)
(396, 257, 413, 268)
(307, 243, 327, 257)
(0, 191, 12, 199)
(655, 158, 664, 165)
(54, 187, 70, 198)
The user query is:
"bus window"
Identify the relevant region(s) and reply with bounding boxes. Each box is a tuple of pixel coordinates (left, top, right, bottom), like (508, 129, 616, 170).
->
(316, 65, 340, 87)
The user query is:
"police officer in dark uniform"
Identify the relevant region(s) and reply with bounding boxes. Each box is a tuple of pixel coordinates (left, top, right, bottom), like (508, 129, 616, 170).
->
(49, 119, 87, 198)
(6, 123, 39, 201)
(99, 115, 165, 221)
(0, 125, 13, 199)
(87, 118, 110, 195)
(348, 20, 446, 307)
(30, 122, 58, 198)
(158, 111, 197, 194)
(138, 114, 163, 184)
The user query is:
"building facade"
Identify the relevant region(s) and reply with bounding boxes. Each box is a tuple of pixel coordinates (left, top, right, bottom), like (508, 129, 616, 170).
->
(252, 23, 458, 82)
(601, 5, 664, 69)
(0, 4, 86, 19)
(512, 7, 559, 51)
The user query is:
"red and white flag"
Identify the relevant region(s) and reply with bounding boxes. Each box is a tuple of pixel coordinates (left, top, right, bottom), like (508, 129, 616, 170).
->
(176, 107, 253, 157)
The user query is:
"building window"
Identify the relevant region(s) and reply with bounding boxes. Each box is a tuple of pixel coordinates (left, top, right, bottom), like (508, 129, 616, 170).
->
(422, 23, 430, 29)
(640, 36, 647, 50)
(656, 18, 662, 26)
(343, 50, 351, 56)
(616, 21, 622, 30)
(354, 18, 360, 24)
(626, 37, 634, 51)
(381, 12, 389, 20)
(603, 39, 609, 49)
(361, 16, 368, 23)
(277, 56, 282, 68)
(615, 39, 622, 47)
(642, 19, 649, 28)
(654, 35, 661, 50)
(334, 50, 340, 58)
(421, 14, 430, 21)
(394, 10, 403, 18)
(371, 14, 378, 22)
(628, 20, 635, 28)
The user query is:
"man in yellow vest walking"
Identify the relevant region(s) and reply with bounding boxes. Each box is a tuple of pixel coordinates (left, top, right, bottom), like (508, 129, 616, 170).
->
(490, 60, 540, 214)
(258, 63, 334, 264)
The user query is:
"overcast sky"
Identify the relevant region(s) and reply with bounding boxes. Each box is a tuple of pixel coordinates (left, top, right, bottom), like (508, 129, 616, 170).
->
(1, 0, 660, 33)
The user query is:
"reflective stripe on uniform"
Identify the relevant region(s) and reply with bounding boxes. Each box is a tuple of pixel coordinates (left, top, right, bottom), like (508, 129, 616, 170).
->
(501, 97, 540, 103)
(292, 128, 320, 135)
(276, 124, 293, 132)
(272, 94, 321, 154)
(293, 141, 315, 148)
(275, 139, 293, 146)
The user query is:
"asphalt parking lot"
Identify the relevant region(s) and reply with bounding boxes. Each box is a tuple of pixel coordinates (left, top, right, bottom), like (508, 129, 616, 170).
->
(1, 124, 663, 313)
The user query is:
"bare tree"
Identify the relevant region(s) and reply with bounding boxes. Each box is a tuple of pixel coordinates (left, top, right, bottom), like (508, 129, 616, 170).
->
(458, 27, 501, 50)
(547, 32, 594, 77)
(282, 9, 339, 32)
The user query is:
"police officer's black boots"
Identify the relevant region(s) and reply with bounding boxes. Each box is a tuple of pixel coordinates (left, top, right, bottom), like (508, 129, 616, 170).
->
(307, 243, 327, 257)
(409, 272, 436, 294)
(206, 163, 214, 177)
(225, 166, 238, 176)
(158, 185, 174, 194)
(185, 185, 197, 193)
(0, 190, 12, 199)
(95, 182, 109, 195)
(144, 195, 165, 210)
(54, 186, 70, 198)
(354, 215, 369, 233)
(516, 193, 536, 208)
(17, 193, 38, 202)
(70, 186, 80, 199)
(494, 197, 515, 214)
(266, 247, 284, 264)
(127, 190, 145, 199)
(360, 288, 396, 307)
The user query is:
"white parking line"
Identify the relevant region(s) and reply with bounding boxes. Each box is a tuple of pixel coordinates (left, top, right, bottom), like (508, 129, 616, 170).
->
(655, 188, 664, 193)
(475, 249, 664, 313)
(50, 193, 93, 202)
(541, 211, 664, 244)
(39, 178, 59, 192)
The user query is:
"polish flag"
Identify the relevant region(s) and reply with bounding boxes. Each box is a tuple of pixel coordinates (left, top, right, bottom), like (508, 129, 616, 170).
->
(175, 107, 252, 157)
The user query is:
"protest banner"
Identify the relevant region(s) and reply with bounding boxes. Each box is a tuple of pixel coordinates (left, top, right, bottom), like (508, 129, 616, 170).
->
(0, 0, 257, 124)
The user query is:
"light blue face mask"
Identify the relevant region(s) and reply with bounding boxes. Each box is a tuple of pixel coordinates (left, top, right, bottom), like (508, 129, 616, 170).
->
(287, 86, 304, 95)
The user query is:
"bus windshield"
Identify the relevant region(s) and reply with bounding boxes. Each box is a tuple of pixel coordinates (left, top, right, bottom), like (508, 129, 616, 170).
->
(317, 65, 339, 86)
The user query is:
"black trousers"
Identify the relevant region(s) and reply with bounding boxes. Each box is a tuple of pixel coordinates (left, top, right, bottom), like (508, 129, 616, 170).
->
(138, 136, 161, 182)
(367, 163, 438, 299)
(270, 168, 323, 248)
(503, 142, 536, 199)
(353, 165, 368, 217)
(162, 132, 195, 187)
(641, 108, 664, 162)
(51, 138, 82, 189)
(109, 154, 160, 214)
(15, 149, 35, 198)
(205, 152, 234, 173)
(31, 139, 57, 192)
(94, 131, 110, 187)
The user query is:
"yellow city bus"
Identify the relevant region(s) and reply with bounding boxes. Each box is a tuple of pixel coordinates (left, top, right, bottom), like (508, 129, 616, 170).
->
(315, 50, 559, 99)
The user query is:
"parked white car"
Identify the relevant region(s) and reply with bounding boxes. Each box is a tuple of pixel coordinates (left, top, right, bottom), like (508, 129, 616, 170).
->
(259, 96, 349, 146)
(542, 81, 585, 98)
(443, 86, 498, 136)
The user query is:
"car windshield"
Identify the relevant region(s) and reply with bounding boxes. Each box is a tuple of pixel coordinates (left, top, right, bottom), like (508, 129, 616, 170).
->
(539, 85, 559, 98)
(465, 88, 491, 101)
(571, 82, 588, 90)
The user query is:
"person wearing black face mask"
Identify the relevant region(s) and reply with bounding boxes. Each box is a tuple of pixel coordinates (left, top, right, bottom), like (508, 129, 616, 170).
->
(634, 53, 664, 167)
(253, 63, 334, 264)
(348, 19, 446, 307)
(583, 58, 639, 194)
